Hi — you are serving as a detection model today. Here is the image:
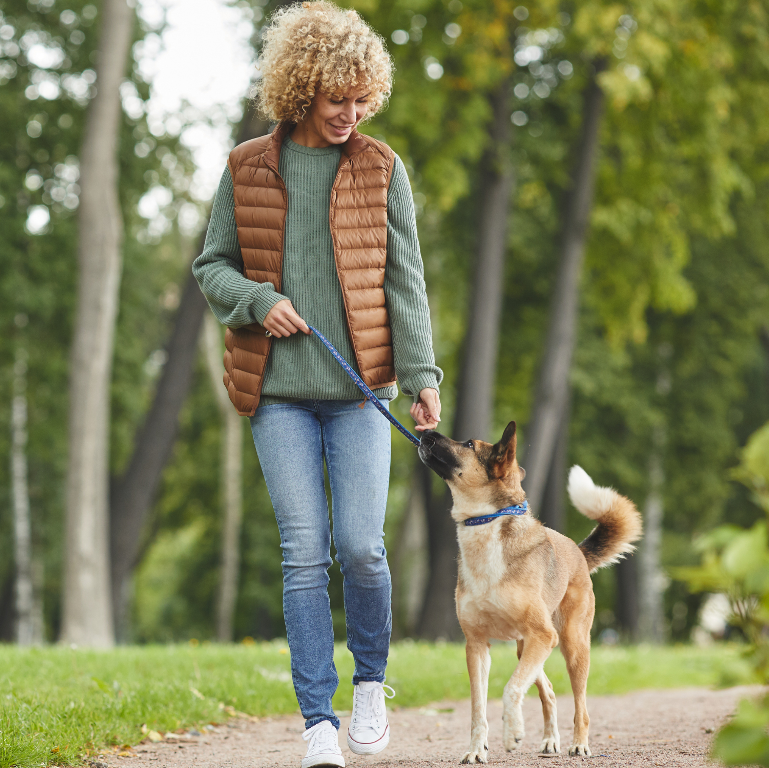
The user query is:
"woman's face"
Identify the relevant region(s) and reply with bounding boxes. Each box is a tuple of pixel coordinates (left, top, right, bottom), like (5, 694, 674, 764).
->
(292, 87, 370, 148)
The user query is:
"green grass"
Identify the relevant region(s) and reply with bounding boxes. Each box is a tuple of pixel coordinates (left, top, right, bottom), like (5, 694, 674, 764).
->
(0, 641, 755, 767)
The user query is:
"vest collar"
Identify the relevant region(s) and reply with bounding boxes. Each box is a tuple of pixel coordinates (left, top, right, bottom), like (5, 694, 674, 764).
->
(264, 121, 369, 173)
(463, 500, 528, 527)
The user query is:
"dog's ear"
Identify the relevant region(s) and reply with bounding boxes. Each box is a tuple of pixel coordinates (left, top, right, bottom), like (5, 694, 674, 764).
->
(490, 421, 517, 476)
(499, 421, 517, 454)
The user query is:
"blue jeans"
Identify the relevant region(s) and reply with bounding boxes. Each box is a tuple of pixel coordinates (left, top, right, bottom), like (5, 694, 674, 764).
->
(249, 398, 392, 730)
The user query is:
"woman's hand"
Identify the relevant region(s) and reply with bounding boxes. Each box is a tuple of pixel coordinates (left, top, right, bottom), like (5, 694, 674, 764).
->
(411, 388, 441, 432)
(263, 299, 311, 337)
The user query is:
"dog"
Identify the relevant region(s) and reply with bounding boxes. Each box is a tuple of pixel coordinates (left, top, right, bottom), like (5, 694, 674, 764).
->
(418, 422, 642, 762)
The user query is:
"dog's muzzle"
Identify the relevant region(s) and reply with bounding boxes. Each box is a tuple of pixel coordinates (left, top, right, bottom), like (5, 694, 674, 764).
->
(420, 429, 438, 449)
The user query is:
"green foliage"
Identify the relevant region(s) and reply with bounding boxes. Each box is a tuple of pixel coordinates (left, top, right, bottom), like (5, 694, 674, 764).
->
(0, 642, 754, 767)
(676, 422, 769, 765)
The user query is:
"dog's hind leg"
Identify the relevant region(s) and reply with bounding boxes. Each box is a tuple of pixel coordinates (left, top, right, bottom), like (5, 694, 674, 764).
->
(560, 589, 593, 756)
(535, 669, 560, 752)
(516, 640, 560, 754)
(503, 625, 558, 752)
(461, 637, 491, 764)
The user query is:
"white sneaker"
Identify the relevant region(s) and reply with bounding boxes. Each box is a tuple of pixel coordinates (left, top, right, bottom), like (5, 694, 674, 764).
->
(301, 720, 345, 768)
(347, 681, 395, 755)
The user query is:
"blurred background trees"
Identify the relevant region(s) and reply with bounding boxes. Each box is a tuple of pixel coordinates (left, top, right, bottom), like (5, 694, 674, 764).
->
(1, 0, 768, 646)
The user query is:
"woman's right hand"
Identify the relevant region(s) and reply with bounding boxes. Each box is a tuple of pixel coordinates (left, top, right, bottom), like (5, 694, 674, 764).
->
(263, 299, 311, 337)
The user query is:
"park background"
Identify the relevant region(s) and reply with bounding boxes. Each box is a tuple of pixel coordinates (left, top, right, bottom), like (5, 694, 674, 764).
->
(2, 0, 769, 763)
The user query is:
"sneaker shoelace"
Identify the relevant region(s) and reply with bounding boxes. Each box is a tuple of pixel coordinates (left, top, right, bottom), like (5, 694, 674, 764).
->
(303, 722, 339, 754)
(351, 683, 395, 730)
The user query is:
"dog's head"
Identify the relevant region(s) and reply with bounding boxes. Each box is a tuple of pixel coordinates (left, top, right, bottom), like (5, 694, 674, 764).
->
(418, 421, 526, 511)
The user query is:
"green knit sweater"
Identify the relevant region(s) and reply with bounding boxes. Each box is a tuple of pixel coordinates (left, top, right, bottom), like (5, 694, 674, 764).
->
(192, 134, 443, 406)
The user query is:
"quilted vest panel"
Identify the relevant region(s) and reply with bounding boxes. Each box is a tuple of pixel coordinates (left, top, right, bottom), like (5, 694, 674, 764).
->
(223, 121, 397, 416)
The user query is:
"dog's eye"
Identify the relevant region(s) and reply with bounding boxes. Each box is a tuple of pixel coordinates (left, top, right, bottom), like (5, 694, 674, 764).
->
(464, 440, 475, 450)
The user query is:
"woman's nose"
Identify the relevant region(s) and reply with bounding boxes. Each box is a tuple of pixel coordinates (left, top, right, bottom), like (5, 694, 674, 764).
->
(341, 101, 356, 123)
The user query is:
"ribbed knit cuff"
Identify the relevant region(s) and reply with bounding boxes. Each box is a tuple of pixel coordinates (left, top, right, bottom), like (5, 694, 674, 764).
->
(403, 372, 441, 404)
(251, 289, 290, 326)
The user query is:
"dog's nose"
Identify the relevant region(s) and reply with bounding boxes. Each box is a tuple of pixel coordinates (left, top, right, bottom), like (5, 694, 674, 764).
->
(420, 429, 437, 448)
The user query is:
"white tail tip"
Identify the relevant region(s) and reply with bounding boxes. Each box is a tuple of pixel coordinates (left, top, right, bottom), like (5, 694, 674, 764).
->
(567, 465, 616, 520)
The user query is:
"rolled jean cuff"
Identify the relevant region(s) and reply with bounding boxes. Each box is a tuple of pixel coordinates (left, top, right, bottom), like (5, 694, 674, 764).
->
(352, 674, 386, 685)
(305, 715, 340, 731)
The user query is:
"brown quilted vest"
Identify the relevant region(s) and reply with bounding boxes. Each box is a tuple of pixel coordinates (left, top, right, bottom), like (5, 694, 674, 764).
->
(223, 121, 397, 416)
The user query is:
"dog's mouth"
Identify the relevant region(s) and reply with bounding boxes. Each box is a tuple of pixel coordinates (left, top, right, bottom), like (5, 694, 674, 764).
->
(418, 435, 459, 481)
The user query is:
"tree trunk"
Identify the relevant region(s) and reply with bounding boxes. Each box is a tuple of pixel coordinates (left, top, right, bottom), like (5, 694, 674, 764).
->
(61, 0, 134, 647)
(12, 344, 42, 645)
(523, 61, 606, 514)
(390, 460, 430, 638)
(109, 109, 269, 639)
(638, 426, 666, 642)
(417, 79, 515, 640)
(202, 314, 244, 642)
(615, 555, 639, 641)
(538, 395, 570, 532)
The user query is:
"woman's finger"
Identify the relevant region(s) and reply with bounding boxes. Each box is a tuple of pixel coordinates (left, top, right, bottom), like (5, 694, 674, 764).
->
(281, 317, 300, 335)
(286, 308, 311, 334)
(418, 388, 441, 420)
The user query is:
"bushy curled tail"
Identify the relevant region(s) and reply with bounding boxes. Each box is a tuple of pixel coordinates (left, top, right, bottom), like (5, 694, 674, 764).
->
(567, 466, 643, 574)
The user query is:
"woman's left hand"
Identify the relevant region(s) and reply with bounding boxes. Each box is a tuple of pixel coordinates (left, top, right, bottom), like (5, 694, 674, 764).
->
(411, 388, 441, 432)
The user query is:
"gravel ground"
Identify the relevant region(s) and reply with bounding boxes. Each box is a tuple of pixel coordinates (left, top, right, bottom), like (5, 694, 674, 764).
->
(101, 685, 761, 768)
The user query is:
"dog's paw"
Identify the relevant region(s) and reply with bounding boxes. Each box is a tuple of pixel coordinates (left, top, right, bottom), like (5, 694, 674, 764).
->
(540, 737, 560, 754)
(503, 710, 525, 751)
(503, 731, 524, 752)
(460, 746, 488, 764)
(568, 743, 591, 757)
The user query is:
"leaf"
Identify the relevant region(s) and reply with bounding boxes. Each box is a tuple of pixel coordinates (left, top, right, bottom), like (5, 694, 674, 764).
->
(722, 523, 768, 579)
(713, 698, 769, 766)
(92, 677, 111, 694)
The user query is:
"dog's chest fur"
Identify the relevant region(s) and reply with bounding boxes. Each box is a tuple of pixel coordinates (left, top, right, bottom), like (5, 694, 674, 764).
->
(455, 515, 543, 639)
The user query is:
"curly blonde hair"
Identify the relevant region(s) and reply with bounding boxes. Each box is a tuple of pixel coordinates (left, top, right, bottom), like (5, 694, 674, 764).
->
(253, 1, 393, 124)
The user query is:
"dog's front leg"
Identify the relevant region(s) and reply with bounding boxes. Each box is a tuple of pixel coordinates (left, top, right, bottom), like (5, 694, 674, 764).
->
(461, 638, 491, 764)
(503, 629, 557, 752)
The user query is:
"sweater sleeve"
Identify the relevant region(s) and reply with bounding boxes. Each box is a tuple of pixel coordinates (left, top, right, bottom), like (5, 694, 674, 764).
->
(192, 167, 289, 328)
(384, 154, 444, 403)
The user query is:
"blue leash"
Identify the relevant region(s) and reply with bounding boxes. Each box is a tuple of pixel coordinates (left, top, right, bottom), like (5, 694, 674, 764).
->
(307, 326, 422, 447)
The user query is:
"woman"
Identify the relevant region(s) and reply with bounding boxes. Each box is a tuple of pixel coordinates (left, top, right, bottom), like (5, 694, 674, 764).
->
(192, 3, 442, 766)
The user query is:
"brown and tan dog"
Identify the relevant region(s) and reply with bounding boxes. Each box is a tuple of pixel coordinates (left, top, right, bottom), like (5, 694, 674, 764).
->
(418, 422, 642, 762)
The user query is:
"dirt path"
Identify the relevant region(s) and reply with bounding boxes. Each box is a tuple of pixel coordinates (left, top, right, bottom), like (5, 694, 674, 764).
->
(102, 686, 760, 768)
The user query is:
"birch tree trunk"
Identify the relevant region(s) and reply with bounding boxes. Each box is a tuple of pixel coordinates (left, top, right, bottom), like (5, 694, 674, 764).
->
(639, 409, 667, 642)
(202, 313, 244, 642)
(12, 344, 41, 645)
(61, 0, 133, 647)
(417, 79, 515, 640)
(523, 61, 606, 514)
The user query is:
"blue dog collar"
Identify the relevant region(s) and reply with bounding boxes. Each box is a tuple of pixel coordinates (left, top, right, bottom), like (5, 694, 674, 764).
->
(464, 500, 528, 526)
